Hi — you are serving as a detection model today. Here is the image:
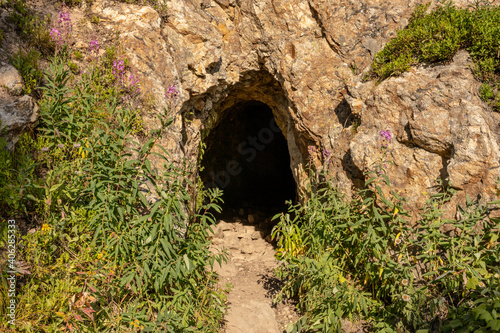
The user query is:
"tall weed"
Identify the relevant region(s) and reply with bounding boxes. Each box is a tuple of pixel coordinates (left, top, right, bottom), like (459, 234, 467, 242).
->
(1, 46, 227, 332)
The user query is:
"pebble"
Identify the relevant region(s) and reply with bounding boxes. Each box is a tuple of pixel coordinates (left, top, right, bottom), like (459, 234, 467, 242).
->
(219, 221, 233, 231)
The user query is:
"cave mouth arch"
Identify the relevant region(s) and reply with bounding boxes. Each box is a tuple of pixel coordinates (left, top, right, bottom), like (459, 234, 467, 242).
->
(200, 100, 296, 213)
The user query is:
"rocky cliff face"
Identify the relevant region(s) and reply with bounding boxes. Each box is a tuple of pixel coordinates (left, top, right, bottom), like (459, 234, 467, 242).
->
(43, 0, 500, 212)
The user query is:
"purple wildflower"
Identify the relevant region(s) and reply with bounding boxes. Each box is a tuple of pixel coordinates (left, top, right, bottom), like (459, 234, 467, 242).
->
(89, 38, 99, 55)
(308, 146, 317, 156)
(50, 28, 62, 45)
(112, 60, 125, 83)
(166, 85, 177, 94)
(73, 143, 81, 148)
(166, 85, 178, 100)
(41, 147, 50, 152)
(57, 144, 64, 148)
(380, 129, 392, 143)
(50, 5, 72, 48)
(112, 60, 125, 74)
(58, 5, 72, 37)
(379, 129, 392, 151)
(129, 74, 140, 93)
(322, 149, 331, 161)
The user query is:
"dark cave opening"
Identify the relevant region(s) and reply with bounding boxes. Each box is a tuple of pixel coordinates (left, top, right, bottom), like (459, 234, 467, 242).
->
(200, 101, 296, 213)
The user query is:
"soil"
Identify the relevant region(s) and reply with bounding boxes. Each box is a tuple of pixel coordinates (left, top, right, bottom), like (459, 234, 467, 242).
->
(209, 209, 300, 333)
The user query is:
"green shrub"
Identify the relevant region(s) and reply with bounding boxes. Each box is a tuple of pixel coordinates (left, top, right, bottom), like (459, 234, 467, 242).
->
(370, 1, 500, 111)
(113, 0, 168, 17)
(9, 49, 43, 96)
(72, 50, 83, 61)
(62, 0, 82, 6)
(90, 15, 100, 24)
(272, 133, 500, 332)
(0, 133, 39, 217)
(4, 0, 53, 54)
(67, 60, 79, 74)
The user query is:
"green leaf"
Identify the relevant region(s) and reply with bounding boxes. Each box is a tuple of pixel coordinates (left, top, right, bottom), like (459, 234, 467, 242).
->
(474, 307, 493, 322)
(466, 276, 479, 289)
(487, 320, 500, 331)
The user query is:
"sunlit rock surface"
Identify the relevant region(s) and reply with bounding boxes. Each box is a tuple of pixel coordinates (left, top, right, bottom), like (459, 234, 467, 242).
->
(66, 0, 500, 213)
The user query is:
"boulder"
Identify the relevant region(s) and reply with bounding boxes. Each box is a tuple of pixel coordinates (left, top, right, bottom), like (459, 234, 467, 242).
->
(0, 94, 38, 150)
(0, 65, 23, 95)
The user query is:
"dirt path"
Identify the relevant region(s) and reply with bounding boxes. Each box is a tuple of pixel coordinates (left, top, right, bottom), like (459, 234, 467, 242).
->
(209, 212, 299, 333)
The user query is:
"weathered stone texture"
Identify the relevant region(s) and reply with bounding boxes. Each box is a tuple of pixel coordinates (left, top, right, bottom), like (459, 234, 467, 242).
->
(348, 50, 500, 211)
(0, 65, 38, 149)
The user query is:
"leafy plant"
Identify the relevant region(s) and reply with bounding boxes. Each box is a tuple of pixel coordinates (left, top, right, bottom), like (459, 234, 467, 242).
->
(9, 49, 43, 96)
(273, 131, 500, 332)
(62, 0, 82, 6)
(72, 50, 83, 61)
(369, 1, 500, 111)
(66, 60, 78, 74)
(113, 0, 168, 17)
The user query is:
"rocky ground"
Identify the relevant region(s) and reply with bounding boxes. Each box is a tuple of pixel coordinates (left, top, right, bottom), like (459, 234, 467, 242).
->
(209, 210, 300, 333)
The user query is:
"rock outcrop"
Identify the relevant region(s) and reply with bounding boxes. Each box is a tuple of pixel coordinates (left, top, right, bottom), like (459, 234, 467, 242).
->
(65, 0, 500, 212)
(0, 65, 38, 149)
(348, 50, 500, 212)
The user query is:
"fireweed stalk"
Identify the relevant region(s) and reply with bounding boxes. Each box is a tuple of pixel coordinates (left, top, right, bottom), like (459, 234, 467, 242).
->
(378, 129, 392, 175)
(112, 60, 125, 84)
(50, 4, 72, 54)
(89, 37, 99, 60)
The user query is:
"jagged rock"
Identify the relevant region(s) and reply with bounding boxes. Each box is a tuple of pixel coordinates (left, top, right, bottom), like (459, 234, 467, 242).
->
(251, 231, 261, 240)
(0, 64, 38, 150)
(0, 94, 38, 150)
(235, 232, 250, 240)
(218, 220, 233, 231)
(243, 225, 255, 233)
(240, 244, 254, 254)
(0, 65, 23, 96)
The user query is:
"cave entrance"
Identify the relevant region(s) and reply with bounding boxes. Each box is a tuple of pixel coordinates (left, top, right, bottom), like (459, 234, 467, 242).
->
(200, 101, 296, 215)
